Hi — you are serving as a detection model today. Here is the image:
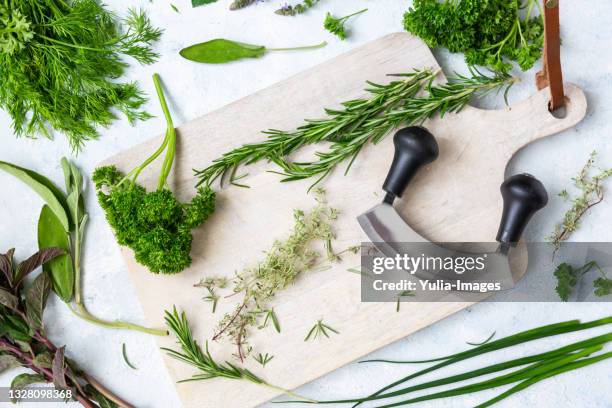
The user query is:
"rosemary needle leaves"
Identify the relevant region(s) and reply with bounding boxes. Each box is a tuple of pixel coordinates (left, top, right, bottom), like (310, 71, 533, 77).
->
(195, 68, 514, 189)
(163, 307, 314, 402)
(254, 353, 274, 367)
(0, 2, 161, 151)
(304, 319, 339, 341)
(205, 189, 346, 361)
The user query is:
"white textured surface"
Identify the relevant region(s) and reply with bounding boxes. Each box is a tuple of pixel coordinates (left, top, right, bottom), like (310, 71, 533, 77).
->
(0, 1, 610, 408)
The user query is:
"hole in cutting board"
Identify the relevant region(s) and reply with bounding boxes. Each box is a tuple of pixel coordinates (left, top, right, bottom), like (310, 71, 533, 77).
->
(548, 98, 569, 118)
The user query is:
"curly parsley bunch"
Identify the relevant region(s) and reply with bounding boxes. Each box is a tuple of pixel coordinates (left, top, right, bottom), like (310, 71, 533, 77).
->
(404, 0, 544, 73)
(94, 75, 216, 274)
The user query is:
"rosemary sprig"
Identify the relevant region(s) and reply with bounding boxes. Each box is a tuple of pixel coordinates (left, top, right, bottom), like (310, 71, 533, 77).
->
(304, 319, 339, 341)
(258, 308, 281, 333)
(548, 151, 612, 250)
(163, 307, 314, 402)
(253, 353, 274, 367)
(195, 69, 514, 190)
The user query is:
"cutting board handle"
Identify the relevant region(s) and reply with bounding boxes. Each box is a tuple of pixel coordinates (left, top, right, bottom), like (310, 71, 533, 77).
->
(382, 126, 439, 204)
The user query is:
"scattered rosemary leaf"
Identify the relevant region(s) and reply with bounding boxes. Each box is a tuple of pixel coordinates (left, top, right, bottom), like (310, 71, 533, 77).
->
(304, 319, 339, 341)
(466, 331, 496, 346)
(548, 151, 612, 250)
(253, 353, 274, 367)
(207, 189, 340, 360)
(171, 4, 180, 13)
(122, 343, 138, 370)
(395, 290, 415, 312)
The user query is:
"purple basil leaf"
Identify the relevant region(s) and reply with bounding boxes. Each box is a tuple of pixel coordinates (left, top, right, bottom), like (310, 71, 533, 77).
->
(52, 346, 68, 390)
(14, 248, 64, 289)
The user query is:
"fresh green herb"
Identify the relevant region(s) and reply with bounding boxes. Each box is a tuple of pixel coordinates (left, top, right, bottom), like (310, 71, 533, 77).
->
(548, 152, 612, 250)
(163, 307, 314, 401)
(93, 74, 216, 275)
(324, 8, 368, 40)
(395, 290, 415, 312)
(195, 69, 514, 190)
(554, 262, 612, 301)
(259, 308, 281, 333)
(403, 0, 544, 73)
(180, 38, 327, 64)
(122, 343, 138, 370)
(276, 0, 320, 16)
(253, 352, 274, 367)
(193, 0, 218, 7)
(287, 317, 612, 407)
(207, 189, 339, 360)
(304, 319, 339, 341)
(0, 159, 166, 336)
(0, 2, 161, 151)
(171, 4, 180, 12)
(194, 277, 228, 313)
(230, 0, 259, 10)
(467, 332, 496, 346)
(0, 248, 131, 407)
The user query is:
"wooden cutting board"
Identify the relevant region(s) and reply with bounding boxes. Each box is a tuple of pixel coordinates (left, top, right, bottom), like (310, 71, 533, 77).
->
(101, 33, 587, 408)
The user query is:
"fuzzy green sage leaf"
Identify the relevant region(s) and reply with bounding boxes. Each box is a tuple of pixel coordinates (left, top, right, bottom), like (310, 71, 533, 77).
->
(38, 205, 74, 302)
(0, 162, 69, 232)
(180, 39, 327, 64)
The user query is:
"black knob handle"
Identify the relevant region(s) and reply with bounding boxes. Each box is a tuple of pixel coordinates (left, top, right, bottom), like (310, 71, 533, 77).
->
(496, 173, 548, 246)
(382, 126, 439, 204)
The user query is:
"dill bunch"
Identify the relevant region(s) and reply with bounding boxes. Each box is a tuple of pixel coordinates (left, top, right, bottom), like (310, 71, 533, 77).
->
(208, 189, 351, 360)
(0, 1, 162, 151)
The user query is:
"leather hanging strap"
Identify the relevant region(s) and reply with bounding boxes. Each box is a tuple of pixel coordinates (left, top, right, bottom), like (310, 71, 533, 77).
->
(535, 0, 565, 111)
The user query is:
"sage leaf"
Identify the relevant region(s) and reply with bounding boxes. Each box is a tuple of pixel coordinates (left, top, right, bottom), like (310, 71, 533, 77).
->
(0, 288, 18, 310)
(10, 373, 46, 401)
(192, 0, 217, 7)
(52, 346, 68, 390)
(25, 271, 53, 331)
(38, 206, 74, 302)
(0, 161, 70, 232)
(14, 247, 64, 289)
(180, 39, 266, 63)
(0, 354, 21, 374)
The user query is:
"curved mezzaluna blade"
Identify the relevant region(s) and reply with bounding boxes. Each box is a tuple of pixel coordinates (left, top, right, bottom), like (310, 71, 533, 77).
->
(357, 203, 516, 290)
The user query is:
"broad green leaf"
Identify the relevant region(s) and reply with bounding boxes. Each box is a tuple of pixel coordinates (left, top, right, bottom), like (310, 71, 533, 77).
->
(25, 272, 53, 331)
(0, 287, 18, 310)
(1, 314, 32, 342)
(179, 39, 266, 64)
(0, 161, 70, 232)
(0, 354, 21, 374)
(10, 373, 46, 401)
(38, 206, 74, 302)
(192, 0, 218, 7)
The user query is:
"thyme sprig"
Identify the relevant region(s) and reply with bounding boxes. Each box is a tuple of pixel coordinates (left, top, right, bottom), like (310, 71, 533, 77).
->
(195, 69, 514, 190)
(548, 151, 612, 250)
(208, 189, 340, 360)
(276, 0, 320, 16)
(163, 307, 313, 402)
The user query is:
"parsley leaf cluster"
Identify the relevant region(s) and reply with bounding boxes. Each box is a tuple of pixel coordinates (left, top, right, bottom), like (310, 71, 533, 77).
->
(403, 0, 544, 73)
